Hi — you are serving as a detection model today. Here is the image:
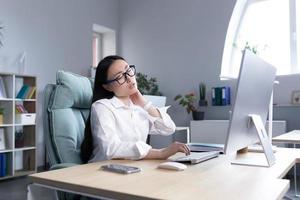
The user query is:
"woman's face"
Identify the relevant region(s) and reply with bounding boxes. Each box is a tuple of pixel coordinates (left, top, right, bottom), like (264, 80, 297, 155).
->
(103, 59, 138, 97)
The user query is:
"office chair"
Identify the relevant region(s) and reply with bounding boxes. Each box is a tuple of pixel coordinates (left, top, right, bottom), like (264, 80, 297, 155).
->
(43, 70, 93, 200)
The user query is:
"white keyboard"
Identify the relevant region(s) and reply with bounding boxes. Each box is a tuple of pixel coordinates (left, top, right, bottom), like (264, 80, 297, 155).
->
(170, 151, 220, 164)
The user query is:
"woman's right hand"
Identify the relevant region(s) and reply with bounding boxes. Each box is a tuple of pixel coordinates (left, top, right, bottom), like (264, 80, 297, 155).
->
(160, 142, 190, 159)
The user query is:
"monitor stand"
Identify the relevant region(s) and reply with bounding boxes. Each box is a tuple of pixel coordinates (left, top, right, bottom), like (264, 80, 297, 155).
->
(231, 114, 276, 167)
(248, 144, 278, 153)
(248, 90, 278, 153)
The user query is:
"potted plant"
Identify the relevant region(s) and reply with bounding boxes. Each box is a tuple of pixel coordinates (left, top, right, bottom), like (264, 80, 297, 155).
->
(199, 82, 208, 107)
(136, 72, 166, 107)
(174, 92, 204, 120)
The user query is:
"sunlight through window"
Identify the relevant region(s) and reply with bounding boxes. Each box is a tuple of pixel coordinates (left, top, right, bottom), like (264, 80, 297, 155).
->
(297, 0, 300, 71)
(223, 0, 299, 77)
(235, 0, 290, 75)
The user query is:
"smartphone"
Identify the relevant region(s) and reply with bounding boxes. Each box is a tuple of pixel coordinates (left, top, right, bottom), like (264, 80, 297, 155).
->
(100, 164, 141, 174)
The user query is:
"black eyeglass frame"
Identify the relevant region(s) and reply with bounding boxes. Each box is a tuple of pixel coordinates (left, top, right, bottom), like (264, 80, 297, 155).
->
(105, 65, 136, 85)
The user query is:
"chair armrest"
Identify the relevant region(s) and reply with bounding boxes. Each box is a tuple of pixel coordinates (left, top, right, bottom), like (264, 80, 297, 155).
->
(50, 163, 79, 170)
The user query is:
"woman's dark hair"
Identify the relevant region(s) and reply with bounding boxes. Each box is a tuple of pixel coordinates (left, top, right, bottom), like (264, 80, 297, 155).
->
(81, 55, 125, 163)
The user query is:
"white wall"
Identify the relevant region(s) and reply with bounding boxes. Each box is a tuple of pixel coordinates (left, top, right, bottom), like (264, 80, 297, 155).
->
(0, 0, 120, 167)
(119, 0, 236, 125)
(274, 74, 300, 105)
(119, 0, 300, 133)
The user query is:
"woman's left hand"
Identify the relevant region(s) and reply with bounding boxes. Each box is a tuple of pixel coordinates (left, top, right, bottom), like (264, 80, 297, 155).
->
(130, 90, 147, 107)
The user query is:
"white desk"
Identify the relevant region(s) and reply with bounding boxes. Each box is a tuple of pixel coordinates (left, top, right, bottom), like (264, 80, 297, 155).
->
(273, 130, 300, 144)
(273, 130, 300, 197)
(29, 148, 300, 200)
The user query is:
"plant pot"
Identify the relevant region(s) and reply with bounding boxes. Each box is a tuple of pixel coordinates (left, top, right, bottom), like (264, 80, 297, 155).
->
(199, 99, 208, 107)
(192, 111, 204, 120)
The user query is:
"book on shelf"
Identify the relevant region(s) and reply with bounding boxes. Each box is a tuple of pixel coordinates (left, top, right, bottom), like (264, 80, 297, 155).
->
(0, 128, 5, 150)
(25, 86, 36, 99)
(21, 85, 30, 99)
(0, 77, 7, 99)
(0, 153, 7, 177)
(16, 85, 36, 99)
(14, 151, 23, 171)
(15, 104, 28, 113)
(15, 130, 24, 148)
(16, 85, 28, 99)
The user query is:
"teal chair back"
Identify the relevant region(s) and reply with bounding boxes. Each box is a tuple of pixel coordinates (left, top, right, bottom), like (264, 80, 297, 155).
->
(44, 71, 93, 169)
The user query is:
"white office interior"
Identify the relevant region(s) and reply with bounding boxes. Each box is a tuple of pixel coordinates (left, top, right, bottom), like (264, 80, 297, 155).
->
(1, 0, 300, 199)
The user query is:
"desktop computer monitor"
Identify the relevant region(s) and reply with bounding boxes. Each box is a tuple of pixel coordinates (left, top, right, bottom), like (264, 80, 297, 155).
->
(224, 50, 277, 166)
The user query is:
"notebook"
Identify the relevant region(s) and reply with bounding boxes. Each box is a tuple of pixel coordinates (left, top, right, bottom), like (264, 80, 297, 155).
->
(187, 143, 225, 153)
(169, 151, 220, 164)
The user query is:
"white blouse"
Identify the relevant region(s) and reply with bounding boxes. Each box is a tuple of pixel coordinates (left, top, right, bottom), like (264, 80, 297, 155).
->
(89, 96, 176, 162)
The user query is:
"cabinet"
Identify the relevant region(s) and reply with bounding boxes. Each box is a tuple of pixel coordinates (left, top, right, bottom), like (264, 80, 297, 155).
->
(0, 73, 36, 180)
(149, 127, 190, 148)
(190, 120, 286, 144)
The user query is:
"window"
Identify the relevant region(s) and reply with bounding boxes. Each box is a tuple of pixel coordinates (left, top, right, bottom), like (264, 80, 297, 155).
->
(297, 0, 300, 68)
(92, 32, 103, 67)
(91, 24, 116, 77)
(222, 0, 300, 78)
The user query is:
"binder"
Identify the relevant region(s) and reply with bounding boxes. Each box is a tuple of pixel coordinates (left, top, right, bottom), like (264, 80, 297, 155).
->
(0, 154, 2, 177)
(222, 87, 226, 105)
(0, 153, 6, 177)
(212, 86, 231, 106)
(211, 88, 216, 106)
(221, 87, 231, 106)
(215, 87, 222, 106)
(226, 87, 231, 105)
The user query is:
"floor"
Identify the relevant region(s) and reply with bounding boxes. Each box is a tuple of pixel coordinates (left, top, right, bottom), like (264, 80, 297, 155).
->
(0, 176, 32, 200)
(1, 175, 300, 200)
(284, 175, 300, 200)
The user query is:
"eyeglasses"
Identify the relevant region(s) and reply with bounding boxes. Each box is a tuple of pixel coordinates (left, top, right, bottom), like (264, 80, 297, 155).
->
(105, 65, 136, 85)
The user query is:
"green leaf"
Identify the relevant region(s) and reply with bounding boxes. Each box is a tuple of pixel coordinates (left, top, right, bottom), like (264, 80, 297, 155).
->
(136, 72, 162, 95)
(179, 99, 184, 105)
(174, 95, 182, 101)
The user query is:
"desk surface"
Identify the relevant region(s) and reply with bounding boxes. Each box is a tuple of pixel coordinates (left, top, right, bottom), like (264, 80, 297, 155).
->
(30, 148, 300, 200)
(273, 130, 300, 144)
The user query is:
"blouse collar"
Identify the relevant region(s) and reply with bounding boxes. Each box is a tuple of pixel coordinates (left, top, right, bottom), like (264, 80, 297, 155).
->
(111, 96, 134, 109)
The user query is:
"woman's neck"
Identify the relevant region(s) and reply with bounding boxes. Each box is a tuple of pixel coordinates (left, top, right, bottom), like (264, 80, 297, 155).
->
(116, 96, 130, 106)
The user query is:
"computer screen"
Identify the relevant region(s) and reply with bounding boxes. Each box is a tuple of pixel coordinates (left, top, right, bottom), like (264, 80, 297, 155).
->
(224, 49, 277, 155)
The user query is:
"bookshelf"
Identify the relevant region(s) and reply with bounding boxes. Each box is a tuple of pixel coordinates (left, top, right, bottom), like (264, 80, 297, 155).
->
(0, 73, 36, 180)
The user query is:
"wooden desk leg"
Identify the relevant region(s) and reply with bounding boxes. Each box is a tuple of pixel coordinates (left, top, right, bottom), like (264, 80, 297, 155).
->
(294, 144, 300, 197)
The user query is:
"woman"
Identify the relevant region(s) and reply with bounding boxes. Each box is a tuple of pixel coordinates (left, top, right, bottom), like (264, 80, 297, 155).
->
(81, 55, 190, 163)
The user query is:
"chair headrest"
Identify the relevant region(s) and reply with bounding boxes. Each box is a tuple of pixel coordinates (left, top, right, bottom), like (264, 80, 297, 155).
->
(50, 70, 93, 109)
